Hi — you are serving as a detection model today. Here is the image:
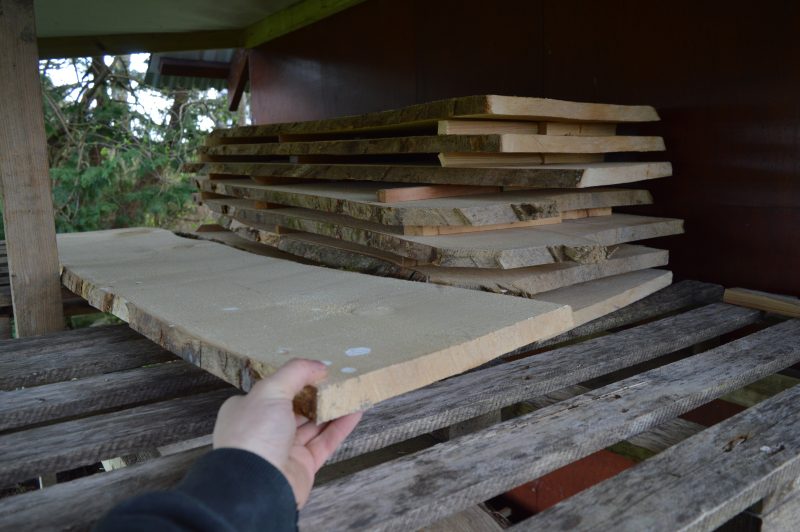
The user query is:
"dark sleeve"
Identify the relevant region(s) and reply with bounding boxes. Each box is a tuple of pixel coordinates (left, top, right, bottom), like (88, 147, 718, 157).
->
(93, 448, 298, 532)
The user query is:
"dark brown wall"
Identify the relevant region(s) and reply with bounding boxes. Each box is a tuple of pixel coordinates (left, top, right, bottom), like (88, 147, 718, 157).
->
(249, 0, 800, 295)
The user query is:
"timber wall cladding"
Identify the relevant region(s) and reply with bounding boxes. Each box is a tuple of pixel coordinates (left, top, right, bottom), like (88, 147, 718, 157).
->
(248, 0, 800, 295)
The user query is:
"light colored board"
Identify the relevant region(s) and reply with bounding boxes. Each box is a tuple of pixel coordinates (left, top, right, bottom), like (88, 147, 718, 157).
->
(535, 269, 674, 325)
(198, 161, 672, 188)
(299, 319, 800, 531)
(438, 152, 605, 166)
(0, 0, 64, 336)
(724, 287, 800, 318)
(208, 95, 658, 143)
(401, 216, 562, 236)
(208, 220, 671, 297)
(562, 207, 611, 219)
(57, 228, 572, 421)
(437, 119, 617, 136)
(197, 178, 652, 226)
(201, 133, 664, 158)
(376, 184, 501, 203)
(514, 381, 800, 532)
(206, 199, 684, 269)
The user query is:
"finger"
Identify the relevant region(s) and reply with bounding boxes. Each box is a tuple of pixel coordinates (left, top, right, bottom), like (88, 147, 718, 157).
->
(295, 420, 325, 446)
(252, 358, 328, 401)
(307, 411, 364, 470)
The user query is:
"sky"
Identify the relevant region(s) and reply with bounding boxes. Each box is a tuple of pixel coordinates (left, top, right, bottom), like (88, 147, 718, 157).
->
(42, 53, 221, 130)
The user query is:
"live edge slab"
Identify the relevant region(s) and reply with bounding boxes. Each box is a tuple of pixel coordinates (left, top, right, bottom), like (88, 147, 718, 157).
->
(57, 228, 572, 422)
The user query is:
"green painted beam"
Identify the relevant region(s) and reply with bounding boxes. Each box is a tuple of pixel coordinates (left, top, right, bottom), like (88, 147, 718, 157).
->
(37, 0, 368, 59)
(243, 0, 367, 48)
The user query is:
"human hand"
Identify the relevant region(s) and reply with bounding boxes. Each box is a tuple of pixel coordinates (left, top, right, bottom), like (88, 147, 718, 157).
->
(212, 358, 363, 508)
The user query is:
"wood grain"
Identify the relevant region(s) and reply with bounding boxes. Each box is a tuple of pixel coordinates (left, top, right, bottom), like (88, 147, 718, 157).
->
(0, 0, 64, 336)
(299, 319, 800, 531)
(516, 381, 800, 531)
(198, 178, 652, 226)
(208, 200, 683, 269)
(57, 228, 571, 421)
(724, 287, 800, 318)
(208, 95, 658, 142)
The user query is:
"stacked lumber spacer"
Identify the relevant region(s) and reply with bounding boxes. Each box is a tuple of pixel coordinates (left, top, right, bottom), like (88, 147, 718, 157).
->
(188, 95, 684, 325)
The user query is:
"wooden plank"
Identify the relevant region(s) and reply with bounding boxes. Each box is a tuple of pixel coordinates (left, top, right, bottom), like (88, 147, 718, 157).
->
(198, 178, 652, 226)
(0, 446, 209, 531)
(534, 269, 673, 326)
(0, 303, 757, 531)
(0, 0, 64, 336)
(299, 319, 800, 531)
(401, 216, 561, 236)
(724, 287, 800, 318)
(376, 184, 501, 203)
(515, 382, 800, 532)
(214, 221, 671, 298)
(438, 152, 605, 166)
(761, 478, 800, 531)
(208, 200, 684, 268)
(57, 228, 572, 421)
(0, 388, 234, 486)
(201, 133, 664, 158)
(0, 362, 228, 431)
(437, 119, 617, 136)
(0, 325, 174, 390)
(208, 95, 659, 143)
(330, 302, 760, 463)
(516, 280, 725, 354)
(226, 48, 249, 112)
(199, 161, 672, 188)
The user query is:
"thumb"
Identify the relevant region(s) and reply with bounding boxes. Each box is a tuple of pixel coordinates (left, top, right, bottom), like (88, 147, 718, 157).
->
(252, 358, 328, 401)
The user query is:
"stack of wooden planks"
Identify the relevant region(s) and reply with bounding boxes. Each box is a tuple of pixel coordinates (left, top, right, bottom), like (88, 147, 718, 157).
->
(188, 95, 683, 327)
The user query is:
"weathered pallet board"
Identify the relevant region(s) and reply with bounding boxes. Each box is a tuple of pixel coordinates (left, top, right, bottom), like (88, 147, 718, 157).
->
(0, 388, 235, 486)
(195, 161, 672, 188)
(0, 301, 756, 531)
(207, 95, 658, 143)
(0, 325, 174, 390)
(516, 382, 800, 531)
(197, 178, 653, 227)
(299, 319, 800, 531)
(0, 362, 227, 431)
(200, 133, 664, 158)
(208, 200, 683, 269)
(207, 222, 670, 298)
(57, 228, 572, 421)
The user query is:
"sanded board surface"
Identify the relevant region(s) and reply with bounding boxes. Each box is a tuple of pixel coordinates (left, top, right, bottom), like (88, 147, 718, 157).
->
(534, 269, 673, 326)
(208, 95, 658, 141)
(201, 134, 664, 159)
(207, 199, 684, 268)
(56, 228, 571, 421)
(198, 161, 672, 188)
(198, 179, 652, 227)
(203, 223, 671, 298)
(437, 119, 617, 136)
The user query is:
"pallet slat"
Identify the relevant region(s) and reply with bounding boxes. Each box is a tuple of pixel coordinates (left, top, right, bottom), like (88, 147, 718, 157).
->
(515, 382, 800, 531)
(299, 319, 800, 531)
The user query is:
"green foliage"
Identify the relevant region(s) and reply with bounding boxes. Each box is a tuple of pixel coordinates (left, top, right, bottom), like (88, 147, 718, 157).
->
(0, 56, 236, 238)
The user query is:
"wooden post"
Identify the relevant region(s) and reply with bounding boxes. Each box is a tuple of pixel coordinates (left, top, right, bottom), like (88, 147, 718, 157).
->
(0, 0, 64, 336)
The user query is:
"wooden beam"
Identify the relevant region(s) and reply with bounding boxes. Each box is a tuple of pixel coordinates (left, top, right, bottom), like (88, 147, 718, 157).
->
(227, 48, 250, 112)
(243, 0, 368, 48)
(37, 29, 243, 60)
(376, 185, 501, 203)
(723, 287, 800, 318)
(0, 0, 64, 336)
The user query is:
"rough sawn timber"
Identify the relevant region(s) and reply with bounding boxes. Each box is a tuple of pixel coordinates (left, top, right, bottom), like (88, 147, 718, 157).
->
(197, 178, 653, 226)
(56, 228, 572, 421)
(201, 133, 664, 158)
(207, 95, 658, 142)
(208, 199, 684, 268)
(197, 161, 672, 188)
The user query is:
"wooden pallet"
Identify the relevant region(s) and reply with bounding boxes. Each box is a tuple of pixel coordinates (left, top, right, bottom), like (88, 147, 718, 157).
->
(2, 280, 800, 530)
